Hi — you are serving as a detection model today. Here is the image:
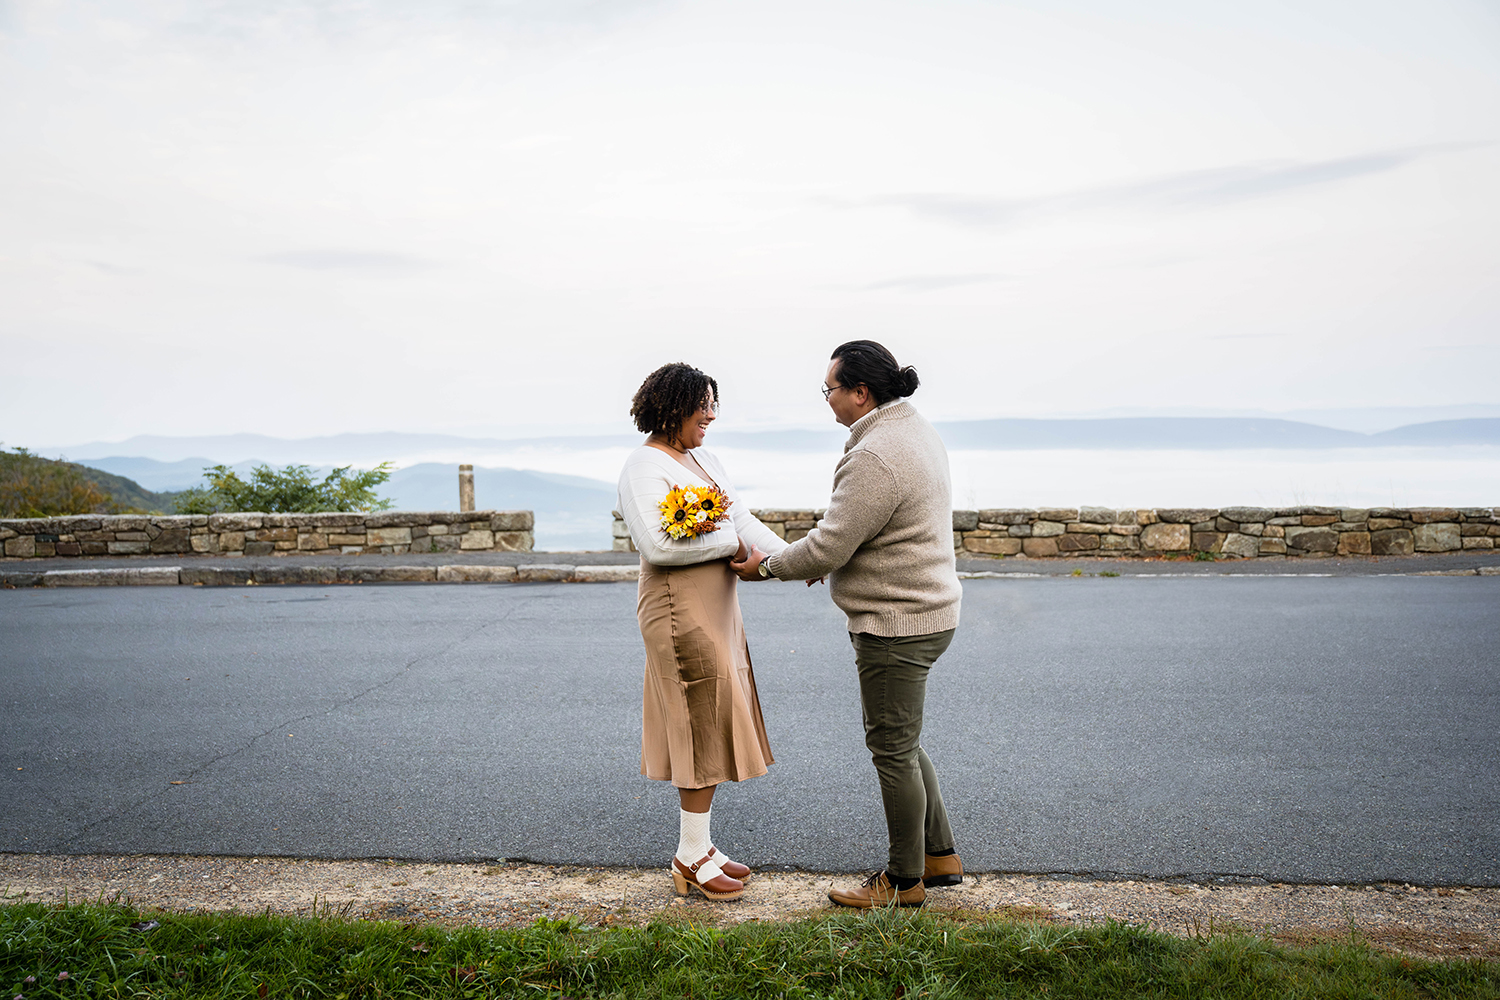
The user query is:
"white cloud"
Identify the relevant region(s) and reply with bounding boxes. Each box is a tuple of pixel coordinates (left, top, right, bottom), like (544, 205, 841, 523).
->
(861, 273, 1008, 292)
(857, 144, 1486, 230)
(1, 0, 1498, 445)
(259, 250, 432, 271)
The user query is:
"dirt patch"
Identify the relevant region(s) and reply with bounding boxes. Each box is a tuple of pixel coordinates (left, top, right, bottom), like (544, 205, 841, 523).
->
(3, 853, 1495, 960)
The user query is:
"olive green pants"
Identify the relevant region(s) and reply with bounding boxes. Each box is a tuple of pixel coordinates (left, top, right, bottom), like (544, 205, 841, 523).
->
(850, 628, 957, 880)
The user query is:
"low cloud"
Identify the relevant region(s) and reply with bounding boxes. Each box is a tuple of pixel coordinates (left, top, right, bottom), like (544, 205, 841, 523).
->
(82, 260, 142, 276)
(858, 143, 1485, 230)
(163, 0, 675, 45)
(502, 133, 570, 150)
(863, 273, 1007, 292)
(259, 250, 431, 271)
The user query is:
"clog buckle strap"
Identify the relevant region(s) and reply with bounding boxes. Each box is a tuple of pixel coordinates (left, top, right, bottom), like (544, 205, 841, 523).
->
(677, 853, 726, 884)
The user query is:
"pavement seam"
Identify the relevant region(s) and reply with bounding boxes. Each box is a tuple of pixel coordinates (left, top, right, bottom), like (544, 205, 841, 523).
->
(45, 600, 523, 854)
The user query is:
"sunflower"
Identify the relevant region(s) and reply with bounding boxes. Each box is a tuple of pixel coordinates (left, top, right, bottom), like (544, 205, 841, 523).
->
(659, 483, 733, 540)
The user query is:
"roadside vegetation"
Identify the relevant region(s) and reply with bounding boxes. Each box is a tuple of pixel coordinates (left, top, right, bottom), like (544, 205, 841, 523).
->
(2, 900, 1493, 1000)
(0, 446, 152, 517)
(172, 463, 394, 515)
(1, 446, 396, 518)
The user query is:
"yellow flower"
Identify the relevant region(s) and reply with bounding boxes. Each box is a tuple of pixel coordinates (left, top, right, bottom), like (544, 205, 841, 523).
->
(658, 483, 733, 540)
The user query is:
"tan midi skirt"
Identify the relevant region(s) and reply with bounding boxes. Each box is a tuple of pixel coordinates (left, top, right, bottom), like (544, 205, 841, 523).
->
(637, 557, 774, 788)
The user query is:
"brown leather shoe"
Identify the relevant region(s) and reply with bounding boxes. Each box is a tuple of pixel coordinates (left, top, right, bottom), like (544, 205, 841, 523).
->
(671, 855, 744, 901)
(708, 846, 751, 881)
(923, 852, 963, 888)
(827, 871, 925, 908)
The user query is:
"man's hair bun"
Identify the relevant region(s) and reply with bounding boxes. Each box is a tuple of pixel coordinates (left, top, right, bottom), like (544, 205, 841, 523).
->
(897, 366, 920, 396)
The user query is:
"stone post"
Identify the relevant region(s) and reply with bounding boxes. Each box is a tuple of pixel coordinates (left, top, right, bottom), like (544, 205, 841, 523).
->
(458, 465, 475, 513)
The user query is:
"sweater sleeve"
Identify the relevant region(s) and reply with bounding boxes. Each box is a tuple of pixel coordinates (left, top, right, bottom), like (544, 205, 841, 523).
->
(617, 449, 741, 566)
(765, 448, 899, 581)
(731, 501, 789, 556)
(695, 449, 789, 558)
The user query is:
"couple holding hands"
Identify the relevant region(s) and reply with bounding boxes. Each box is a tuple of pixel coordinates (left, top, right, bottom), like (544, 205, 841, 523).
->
(616, 340, 964, 908)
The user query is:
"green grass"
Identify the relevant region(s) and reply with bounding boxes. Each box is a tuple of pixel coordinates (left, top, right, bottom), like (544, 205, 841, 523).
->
(3, 900, 1494, 999)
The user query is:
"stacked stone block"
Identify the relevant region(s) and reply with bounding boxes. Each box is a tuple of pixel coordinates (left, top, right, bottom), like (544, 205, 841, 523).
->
(0, 511, 534, 559)
(611, 507, 1499, 559)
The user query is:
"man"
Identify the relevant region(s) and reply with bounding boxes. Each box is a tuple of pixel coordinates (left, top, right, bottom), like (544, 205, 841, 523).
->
(730, 340, 963, 907)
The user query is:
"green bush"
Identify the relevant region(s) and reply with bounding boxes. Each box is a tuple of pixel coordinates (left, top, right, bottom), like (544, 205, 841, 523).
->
(0, 446, 116, 518)
(173, 462, 395, 514)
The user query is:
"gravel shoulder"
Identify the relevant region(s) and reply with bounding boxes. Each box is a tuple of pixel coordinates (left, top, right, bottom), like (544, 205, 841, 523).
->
(4, 854, 1495, 961)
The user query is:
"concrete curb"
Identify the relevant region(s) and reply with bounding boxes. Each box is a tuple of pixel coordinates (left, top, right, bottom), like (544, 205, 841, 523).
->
(41, 567, 183, 587)
(957, 567, 1500, 579)
(4, 563, 1498, 589)
(2, 563, 644, 589)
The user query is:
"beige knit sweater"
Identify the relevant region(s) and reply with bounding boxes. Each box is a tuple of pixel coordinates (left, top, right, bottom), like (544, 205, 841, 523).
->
(765, 400, 961, 637)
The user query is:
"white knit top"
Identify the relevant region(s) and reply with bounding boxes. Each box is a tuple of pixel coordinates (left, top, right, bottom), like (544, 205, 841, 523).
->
(616, 445, 789, 567)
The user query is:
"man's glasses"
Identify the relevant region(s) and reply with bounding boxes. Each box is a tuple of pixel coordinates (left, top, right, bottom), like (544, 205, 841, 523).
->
(820, 382, 843, 400)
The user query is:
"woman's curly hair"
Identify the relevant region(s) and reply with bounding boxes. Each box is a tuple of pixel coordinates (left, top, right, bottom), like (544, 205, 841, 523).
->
(630, 363, 719, 440)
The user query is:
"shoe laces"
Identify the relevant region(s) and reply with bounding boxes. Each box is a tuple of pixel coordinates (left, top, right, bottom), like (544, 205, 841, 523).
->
(861, 871, 887, 888)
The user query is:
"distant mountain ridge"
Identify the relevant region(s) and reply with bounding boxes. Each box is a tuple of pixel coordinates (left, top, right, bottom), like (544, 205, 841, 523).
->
(1363, 419, 1500, 446)
(44, 417, 1500, 468)
(69, 458, 619, 551)
(41, 417, 1500, 546)
(931, 417, 1500, 449)
(74, 466, 184, 513)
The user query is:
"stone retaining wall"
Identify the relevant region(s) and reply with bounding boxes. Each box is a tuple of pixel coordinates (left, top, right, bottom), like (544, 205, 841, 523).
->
(613, 506, 1500, 558)
(0, 511, 533, 559)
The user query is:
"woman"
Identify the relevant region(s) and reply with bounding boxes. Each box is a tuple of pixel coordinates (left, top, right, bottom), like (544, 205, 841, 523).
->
(617, 362, 789, 901)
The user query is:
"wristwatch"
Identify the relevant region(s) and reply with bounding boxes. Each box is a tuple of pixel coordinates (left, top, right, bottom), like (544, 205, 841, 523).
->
(757, 556, 774, 579)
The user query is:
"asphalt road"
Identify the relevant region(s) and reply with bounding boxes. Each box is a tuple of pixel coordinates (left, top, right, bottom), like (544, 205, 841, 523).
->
(3, 576, 1497, 885)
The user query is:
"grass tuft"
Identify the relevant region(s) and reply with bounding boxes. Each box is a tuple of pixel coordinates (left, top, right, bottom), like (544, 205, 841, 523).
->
(2, 900, 1495, 999)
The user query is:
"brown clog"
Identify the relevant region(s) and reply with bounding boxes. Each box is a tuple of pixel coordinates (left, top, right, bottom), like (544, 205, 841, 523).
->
(671, 855, 745, 901)
(708, 846, 751, 881)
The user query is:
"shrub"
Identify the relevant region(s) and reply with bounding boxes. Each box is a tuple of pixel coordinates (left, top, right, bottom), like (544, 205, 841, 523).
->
(173, 462, 395, 514)
(0, 446, 116, 517)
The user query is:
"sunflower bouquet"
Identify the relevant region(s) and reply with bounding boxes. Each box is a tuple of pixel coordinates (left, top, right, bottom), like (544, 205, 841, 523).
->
(659, 484, 733, 540)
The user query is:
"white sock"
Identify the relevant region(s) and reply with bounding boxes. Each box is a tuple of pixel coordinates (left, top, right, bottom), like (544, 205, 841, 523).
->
(677, 808, 711, 865)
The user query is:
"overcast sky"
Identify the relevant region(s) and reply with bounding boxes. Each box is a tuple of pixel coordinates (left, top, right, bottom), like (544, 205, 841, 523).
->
(4, 0, 1499, 446)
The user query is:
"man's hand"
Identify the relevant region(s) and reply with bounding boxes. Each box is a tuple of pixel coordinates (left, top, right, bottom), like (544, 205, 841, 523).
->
(730, 545, 768, 581)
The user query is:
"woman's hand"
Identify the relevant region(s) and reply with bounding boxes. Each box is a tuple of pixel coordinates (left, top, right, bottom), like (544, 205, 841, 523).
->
(730, 545, 767, 581)
(734, 537, 749, 563)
